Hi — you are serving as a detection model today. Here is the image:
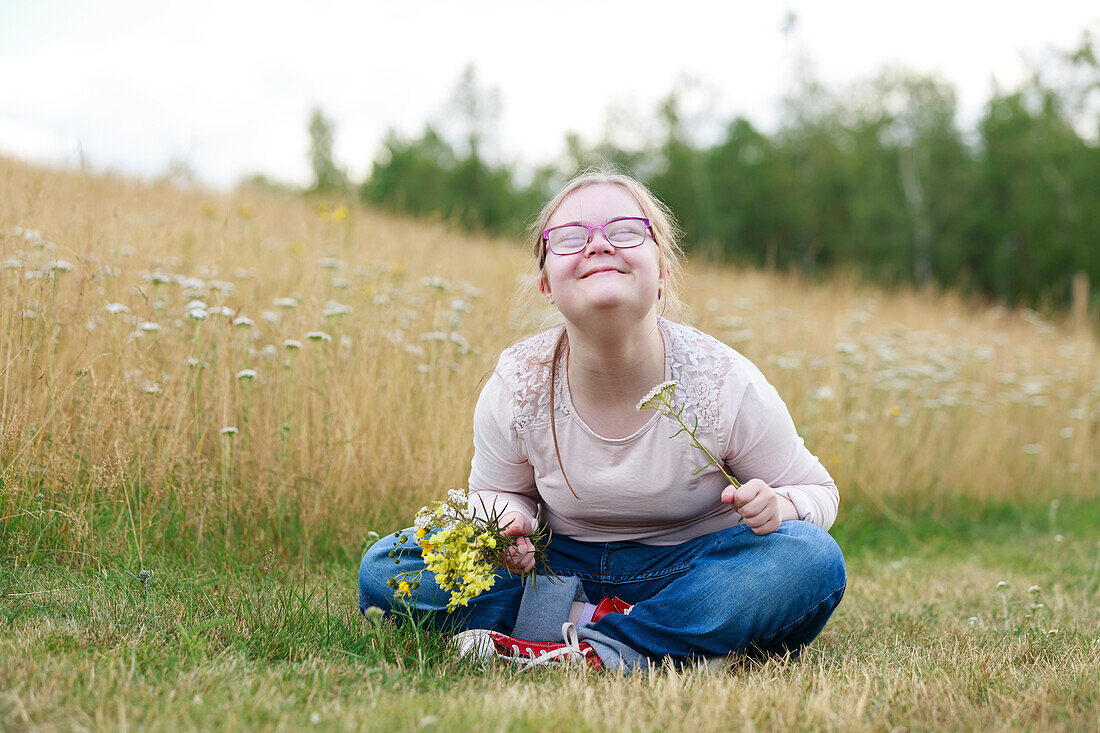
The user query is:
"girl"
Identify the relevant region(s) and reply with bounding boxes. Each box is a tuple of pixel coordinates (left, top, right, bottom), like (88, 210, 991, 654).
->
(359, 169, 845, 672)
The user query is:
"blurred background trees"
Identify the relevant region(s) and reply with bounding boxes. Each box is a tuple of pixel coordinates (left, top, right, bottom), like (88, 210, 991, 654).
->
(305, 33, 1098, 313)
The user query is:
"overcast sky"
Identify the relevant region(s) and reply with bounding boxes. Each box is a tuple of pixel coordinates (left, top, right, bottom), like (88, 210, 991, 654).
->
(1, 0, 1096, 189)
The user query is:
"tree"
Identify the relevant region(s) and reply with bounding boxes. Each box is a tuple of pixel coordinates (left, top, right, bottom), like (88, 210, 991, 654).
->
(307, 107, 348, 194)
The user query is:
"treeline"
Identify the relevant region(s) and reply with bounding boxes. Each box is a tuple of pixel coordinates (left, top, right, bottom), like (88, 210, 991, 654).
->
(298, 39, 1098, 311)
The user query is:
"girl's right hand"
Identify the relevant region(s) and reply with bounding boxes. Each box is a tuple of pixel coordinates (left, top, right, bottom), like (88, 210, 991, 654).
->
(499, 511, 536, 575)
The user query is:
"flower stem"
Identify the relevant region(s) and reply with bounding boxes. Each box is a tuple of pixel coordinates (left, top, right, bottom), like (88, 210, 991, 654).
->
(655, 394, 741, 488)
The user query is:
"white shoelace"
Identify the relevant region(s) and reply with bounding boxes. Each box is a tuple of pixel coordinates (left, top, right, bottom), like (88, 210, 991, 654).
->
(512, 622, 586, 671)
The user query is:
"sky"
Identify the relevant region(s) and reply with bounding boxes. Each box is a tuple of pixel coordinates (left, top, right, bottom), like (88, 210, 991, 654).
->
(1, 0, 1096, 189)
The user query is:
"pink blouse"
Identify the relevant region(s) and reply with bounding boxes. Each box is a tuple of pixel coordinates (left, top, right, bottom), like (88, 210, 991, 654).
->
(467, 318, 838, 545)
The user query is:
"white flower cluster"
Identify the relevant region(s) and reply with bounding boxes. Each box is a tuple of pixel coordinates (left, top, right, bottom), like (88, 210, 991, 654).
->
(636, 380, 678, 411)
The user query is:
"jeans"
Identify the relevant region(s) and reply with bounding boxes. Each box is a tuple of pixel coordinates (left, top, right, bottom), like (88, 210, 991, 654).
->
(359, 520, 846, 672)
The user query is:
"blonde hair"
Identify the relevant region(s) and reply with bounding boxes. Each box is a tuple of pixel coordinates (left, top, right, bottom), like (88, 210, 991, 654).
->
(526, 166, 687, 498)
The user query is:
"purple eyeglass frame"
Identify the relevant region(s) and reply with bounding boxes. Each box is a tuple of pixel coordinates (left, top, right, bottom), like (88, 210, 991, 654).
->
(541, 217, 652, 256)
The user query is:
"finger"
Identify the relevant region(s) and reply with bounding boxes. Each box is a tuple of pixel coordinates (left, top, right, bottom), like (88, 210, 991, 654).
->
(738, 493, 774, 520)
(745, 509, 779, 535)
(748, 519, 777, 535)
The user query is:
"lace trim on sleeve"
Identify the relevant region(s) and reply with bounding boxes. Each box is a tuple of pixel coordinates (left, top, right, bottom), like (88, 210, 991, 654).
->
(662, 319, 741, 434)
(498, 320, 739, 435)
(495, 327, 571, 432)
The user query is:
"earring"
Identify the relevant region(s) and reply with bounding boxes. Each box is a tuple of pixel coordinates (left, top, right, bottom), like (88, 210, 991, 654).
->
(657, 287, 663, 301)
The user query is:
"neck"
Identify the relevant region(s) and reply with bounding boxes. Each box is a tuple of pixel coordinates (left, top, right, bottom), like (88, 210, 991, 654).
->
(563, 310, 665, 398)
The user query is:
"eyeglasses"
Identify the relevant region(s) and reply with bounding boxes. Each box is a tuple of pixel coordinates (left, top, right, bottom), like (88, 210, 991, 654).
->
(542, 217, 651, 256)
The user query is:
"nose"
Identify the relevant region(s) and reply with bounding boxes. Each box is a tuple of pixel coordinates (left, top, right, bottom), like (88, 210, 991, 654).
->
(584, 226, 615, 255)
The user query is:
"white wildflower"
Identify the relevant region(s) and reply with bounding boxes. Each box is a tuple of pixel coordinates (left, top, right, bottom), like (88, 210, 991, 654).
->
(47, 259, 74, 272)
(105, 302, 130, 315)
(413, 509, 432, 531)
(1028, 585, 1041, 595)
(318, 257, 345, 270)
(22, 309, 37, 319)
(260, 344, 276, 359)
(637, 380, 678, 411)
(144, 383, 162, 394)
(233, 316, 254, 328)
(323, 300, 353, 317)
(261, 310, 279, 324)
(331, 276, 350, 289)
(1022, 444, 1041, 455)
(813, 385, 835, 401)
(1, 258, 22, 269)
(996, 580, 1008, 590)
(220, 426, 239, 436)
(1059, 427, 1074, 439)
(210, 280, 236, 296)
(283, 339, 302, 350)
(305, 331, 332, 342)
(236, 369, 257, 381)
(180, 277, 205, 291)
(186, 307, 208, 321)
(274, 296, 300, 308)
(138, 321, 162, 332)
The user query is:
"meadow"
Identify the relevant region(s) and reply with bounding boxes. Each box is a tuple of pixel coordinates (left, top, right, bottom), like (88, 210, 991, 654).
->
(1, 157, 1098, 730)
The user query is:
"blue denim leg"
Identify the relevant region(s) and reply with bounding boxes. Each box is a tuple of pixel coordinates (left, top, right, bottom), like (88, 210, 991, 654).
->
(358, 529, 529, 633)
(576, 521, 846, 670)
(358, 521, 846, 672)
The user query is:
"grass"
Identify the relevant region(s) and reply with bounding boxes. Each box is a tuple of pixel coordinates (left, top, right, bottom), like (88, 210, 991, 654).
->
(1, 156, 1099, 729)
(2, 504, 1098, 730)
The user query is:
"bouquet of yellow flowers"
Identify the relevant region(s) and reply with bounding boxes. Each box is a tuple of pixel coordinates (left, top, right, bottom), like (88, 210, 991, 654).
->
(388, 488, 553, 612)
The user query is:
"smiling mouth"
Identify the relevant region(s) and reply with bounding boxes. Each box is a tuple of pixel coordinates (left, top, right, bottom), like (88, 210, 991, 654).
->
(582, 268, 622, 278)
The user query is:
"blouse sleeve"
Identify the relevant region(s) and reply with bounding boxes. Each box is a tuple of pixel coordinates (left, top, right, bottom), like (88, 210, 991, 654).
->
(466, 372, 541, 526)
(721, 359, 839, 530)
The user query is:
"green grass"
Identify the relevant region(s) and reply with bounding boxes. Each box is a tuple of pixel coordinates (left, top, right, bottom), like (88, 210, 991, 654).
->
(2, 503, 1098, 731)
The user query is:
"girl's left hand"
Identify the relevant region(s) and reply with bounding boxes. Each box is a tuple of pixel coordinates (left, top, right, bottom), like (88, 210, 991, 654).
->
(721, 479, 798, 535)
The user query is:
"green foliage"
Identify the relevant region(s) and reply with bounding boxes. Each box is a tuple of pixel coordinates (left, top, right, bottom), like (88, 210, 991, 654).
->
(334, 35, 1100, 311)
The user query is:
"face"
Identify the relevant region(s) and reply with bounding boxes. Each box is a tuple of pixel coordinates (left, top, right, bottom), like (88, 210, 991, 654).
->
(540, 183, 664, 323)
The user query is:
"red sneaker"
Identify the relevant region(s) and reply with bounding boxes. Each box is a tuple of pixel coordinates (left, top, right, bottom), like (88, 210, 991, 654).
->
(452, 622, 602, 670)
(591, 596, 633, 623)
(450, 596, 633, 670)
(493, 622, 603, 670)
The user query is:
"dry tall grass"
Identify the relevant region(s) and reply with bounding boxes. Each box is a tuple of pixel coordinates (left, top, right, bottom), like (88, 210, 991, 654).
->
(1, 157, 1097, 564)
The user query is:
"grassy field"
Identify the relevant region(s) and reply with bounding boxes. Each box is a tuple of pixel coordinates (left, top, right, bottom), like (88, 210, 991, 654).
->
(1, 157, 1098, 730)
